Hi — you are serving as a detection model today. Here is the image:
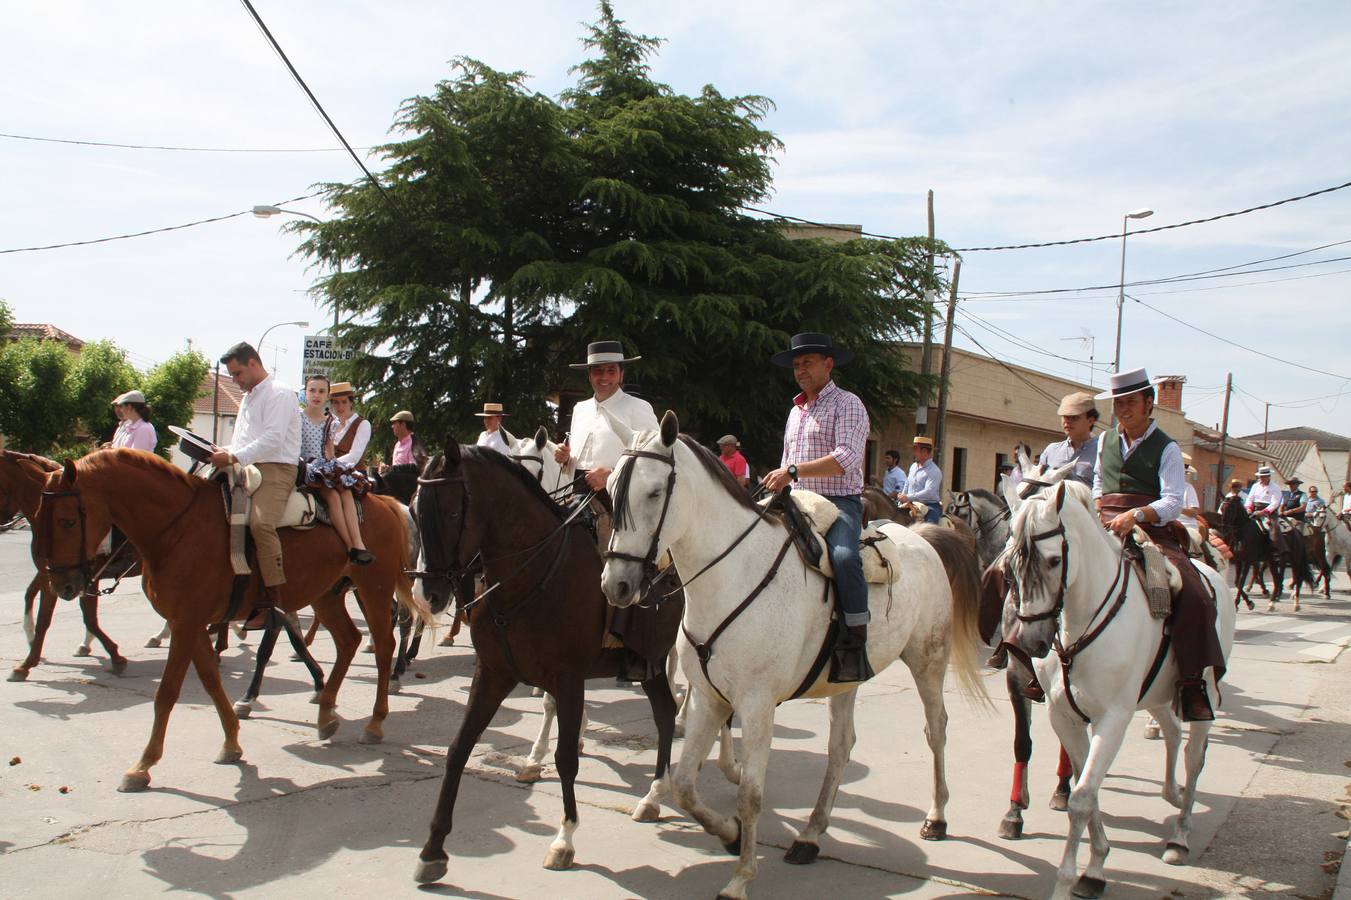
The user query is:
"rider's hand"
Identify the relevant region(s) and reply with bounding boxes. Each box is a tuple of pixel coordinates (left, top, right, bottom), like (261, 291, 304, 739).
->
(895, 493, 910, 505)
(584, 467, 610, 491)
(208, 449, 234, 468)
(554, 440, 570, 465)
(1107, 510, 1137, 537)
(763, 467, 793, 492)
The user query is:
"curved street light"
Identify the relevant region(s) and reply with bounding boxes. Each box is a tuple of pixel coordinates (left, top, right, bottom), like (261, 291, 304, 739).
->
(253, 204, 339, 329)
(257, 319, 310, 352)
(1112, 207, 1154, 374)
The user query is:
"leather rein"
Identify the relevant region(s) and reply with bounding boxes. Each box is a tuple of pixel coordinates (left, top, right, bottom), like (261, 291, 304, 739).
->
(949, 493, 1011, 535)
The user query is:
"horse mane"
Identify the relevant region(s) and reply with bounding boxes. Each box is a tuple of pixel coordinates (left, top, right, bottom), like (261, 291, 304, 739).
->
(677, 435, 763, 514)
(2, 450, 59, 472)
(459, 445, 564, 522)
(1009, 480, 1099, 595)
(77, 448, 204, 491)
(966, 487, 1007, 509)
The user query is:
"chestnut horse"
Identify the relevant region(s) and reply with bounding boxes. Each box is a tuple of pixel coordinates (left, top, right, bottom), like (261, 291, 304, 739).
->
(32, 449, 430, 792)
(0, 450, 132, 680)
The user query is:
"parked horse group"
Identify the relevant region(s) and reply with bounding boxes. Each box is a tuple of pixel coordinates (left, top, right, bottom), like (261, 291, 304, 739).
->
(6, 426, 1347, 898)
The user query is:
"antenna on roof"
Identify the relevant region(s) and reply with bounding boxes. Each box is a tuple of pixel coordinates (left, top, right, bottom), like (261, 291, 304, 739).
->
(1059, 329, 1096, 386)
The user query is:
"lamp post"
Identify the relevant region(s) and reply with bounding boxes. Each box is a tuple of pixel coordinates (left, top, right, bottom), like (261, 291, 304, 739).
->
(1111, 207, 1154, 373)
(257, 319, 310, 355)
(253, 204, 340, 331)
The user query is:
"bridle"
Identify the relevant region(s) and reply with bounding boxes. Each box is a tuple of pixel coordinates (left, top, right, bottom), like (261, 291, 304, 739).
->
(38, 486, 94, 584)
(603, 448, 678, 596)
(948, 492, 1010, 535)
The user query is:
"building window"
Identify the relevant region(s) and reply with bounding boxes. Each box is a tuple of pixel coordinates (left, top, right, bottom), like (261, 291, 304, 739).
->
(952, 446, 967, 492)
(995, 452, 1009, 490)
(865, 439, 877, 485)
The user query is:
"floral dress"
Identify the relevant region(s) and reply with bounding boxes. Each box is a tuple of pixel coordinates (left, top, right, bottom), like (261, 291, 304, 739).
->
(306, 414, 371, 496)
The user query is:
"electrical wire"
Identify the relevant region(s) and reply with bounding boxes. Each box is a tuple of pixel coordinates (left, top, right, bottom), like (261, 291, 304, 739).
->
(237, 0, 397, 214)
(0, 131, 373, 153)
(957, 307, 1108, 370)
(949, 322, 1064, 405)
(0, 192, 322, 255)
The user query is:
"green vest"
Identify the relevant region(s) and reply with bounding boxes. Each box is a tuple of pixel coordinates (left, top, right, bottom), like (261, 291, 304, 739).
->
(1099, 425, 1174, 497)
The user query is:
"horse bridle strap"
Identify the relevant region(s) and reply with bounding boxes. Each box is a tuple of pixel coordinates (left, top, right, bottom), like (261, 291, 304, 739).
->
(38, 488, 92, 582)
(604, 449, 677, 591)
(1015, 523, 1070, 624)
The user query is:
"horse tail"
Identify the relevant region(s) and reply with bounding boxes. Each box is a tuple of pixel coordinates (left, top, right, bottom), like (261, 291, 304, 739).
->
(917, 524, 991, 708)
(388, 496, 434, 628)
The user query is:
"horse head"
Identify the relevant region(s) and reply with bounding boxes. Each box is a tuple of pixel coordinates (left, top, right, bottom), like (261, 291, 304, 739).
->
(1005, 480, 1098, 658)
(34, 459, 108, 600)
(411, 440, 476, 616)
(602, 410, 683, 608)
(0, 450, 59, 522)
(506, 425, 564, 493)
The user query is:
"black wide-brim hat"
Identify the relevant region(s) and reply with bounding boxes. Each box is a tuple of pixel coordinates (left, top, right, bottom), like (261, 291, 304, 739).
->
(771, 332, 855, 368)
(168, 425, 215, 464)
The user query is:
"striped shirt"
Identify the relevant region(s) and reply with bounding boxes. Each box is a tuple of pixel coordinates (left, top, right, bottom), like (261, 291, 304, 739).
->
(781, 379, 869, 496)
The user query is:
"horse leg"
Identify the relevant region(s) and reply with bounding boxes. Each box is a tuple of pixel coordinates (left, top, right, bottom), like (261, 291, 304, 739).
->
(631, 670, 678, 822)
(354, 593, 397, 744)
(1163, 721, 1214, 864)
(1052, 745, 1072, 811)
(712, 697, 774, 900)
(518, 691, 556, 784)
(1050, 709, 1130, 900)
(189, 629, 243, 764)
(145, 620, 171, 648)
(121, 623, 197, 792)
(784, 690, 857, 864)
(543, 681, 586, 870)
(234, 613, 283, 718)
(11, 583, 57, 681)
(904, 647, 951, 838)
(414, 665, 517, 884)
(303, 614, 320, 647)
(280, 612, 325, 700)
(1152, 705, 1184, 808)
(78, 591, 127, 674)
(670, 689, 740, 852)
(998, 676, 1033, 839)
(393, 606, 412, 687)
(313, 596, 360, 740)
(22, 576, 39, 645)
(716, 714, 741, 785)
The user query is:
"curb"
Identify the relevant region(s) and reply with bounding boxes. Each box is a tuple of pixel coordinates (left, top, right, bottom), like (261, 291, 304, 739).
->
(1336, 832, 1351, 900)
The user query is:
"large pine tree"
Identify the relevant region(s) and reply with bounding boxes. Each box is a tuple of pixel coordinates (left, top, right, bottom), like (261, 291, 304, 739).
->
(299, 2, 942, 465)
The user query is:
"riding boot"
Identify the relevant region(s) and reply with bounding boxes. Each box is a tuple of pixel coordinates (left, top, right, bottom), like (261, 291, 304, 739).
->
(244, 584, 284, 631)
(986, 643, 1009, 669)
(829, 623, 875, 684)
(1177, 678, 1214, 722)
(348, 547, 375, 566)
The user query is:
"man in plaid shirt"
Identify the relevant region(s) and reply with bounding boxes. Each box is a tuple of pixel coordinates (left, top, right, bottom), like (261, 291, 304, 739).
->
(763, 332, 873, 683)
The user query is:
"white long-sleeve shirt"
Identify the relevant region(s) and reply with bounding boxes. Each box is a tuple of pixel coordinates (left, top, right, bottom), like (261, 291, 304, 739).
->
(477, 429, 510, 455)
(1091, 421, 1184, 524)
(1245, 479, 1282, 514)
(567, 389, 659, 473)
(1178, 483, 1200, 528)
(905, 459, 943, 505)
(229, 374, 301, 467)
(329, 414, 371, 467)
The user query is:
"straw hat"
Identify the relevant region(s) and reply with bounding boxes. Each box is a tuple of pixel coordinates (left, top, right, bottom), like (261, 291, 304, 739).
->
(329, 381, 356, 399)
(912, 436, 934, 449)
(474, 402, 509, 418)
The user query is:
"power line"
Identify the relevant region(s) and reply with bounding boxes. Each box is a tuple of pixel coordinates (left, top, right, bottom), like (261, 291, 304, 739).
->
(1126, 294, 1350, 381)
(237, 0, 397, 214)
(0, 131, 374, 153)
(962, 264, 1351, 303)
(0, 192, 322, 254)
(744, 178, 1351, 252)
(957, 307, 1108, 371)
(949, 322, 1063, 405)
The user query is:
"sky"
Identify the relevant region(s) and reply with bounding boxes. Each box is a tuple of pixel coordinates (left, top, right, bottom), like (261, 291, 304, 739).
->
(3, 1, 1349, 440)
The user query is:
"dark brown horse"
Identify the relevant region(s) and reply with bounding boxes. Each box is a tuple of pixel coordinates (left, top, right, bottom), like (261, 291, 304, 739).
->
(32, 448, 430, 791)
(411, 443, 680, 882)
(0, 450, 132, 680)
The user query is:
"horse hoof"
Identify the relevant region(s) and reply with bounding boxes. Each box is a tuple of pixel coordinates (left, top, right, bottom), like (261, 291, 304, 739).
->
(920, 819, 947, 841)
(542, 846, 575, 870)
(1266, 602, 1276, 612)
(318, 719, 340, 741)
(215, 748, 243, 765)
(515, 765, 543, 784)
(109, 658, 128, 675)
(144, 637, 162, 649)
(118, 773, 151, 793)
(630, 801, 661, 823)
(783, 841, 820, 865)
(362, 643, 376, 654)
(1071, 875, 1107, 898)
(673, 722, 685, 739)
(233, 702, 253, 719)
(997, 817, 1024, 840)
(1163, 842, 1188, 865)
(721, 818, 742, 856)
(310, 692, 321, 704)
(1143, 721, 1162, 740)
(8, 668, 29, 682)
(1245, 599, 1255, 611)
(1050, 790, 1070, 812)
(413, 858, 448, 884)
(74, 645, 92, 658)
(389, 678, 401, 695)
(359, 729, 383, 745)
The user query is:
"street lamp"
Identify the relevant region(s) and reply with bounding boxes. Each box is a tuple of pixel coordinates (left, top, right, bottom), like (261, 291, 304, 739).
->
(1112, 207, 1154, 373)
(253, 204, 340, 330)
(257, 319, 309, 353)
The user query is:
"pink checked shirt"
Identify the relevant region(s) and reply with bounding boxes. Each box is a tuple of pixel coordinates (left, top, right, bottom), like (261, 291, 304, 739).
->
(781, 379, 869, 496)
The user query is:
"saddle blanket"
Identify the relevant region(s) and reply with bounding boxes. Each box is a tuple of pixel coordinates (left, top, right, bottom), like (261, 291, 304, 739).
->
(221, 464, 319, 576)
(758, 489, 903, 584)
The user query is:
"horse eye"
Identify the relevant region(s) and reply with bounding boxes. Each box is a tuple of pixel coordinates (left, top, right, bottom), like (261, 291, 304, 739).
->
(1047, 557, 1062, 568)
(647, 489, 661, 499)
(59, 519, 76, 530)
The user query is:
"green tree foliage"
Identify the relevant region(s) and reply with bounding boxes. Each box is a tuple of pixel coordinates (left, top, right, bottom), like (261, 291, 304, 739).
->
(142, 350, 210, 456)
(0, 299, 13, 337)
(0, 338, 79, 453)
(297, 2, 943, 465)
(69, 340, 140, 445)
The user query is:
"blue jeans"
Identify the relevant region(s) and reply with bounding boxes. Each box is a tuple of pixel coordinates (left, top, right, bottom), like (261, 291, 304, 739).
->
(923, 503, 942, 524)
(825, 495, 868, 626)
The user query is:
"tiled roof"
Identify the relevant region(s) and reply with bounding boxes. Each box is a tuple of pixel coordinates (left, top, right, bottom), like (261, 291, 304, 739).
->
(1239, 426, 1350, 452)
(192, 372, 243, 416)
(1185, 419, 1268, 459)
(7, 323, 84, 348)
(1260, 439, 1315, 481)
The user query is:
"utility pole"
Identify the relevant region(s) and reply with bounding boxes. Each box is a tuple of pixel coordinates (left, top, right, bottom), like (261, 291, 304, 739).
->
(1215, 372, 1232, 508)
(933, 257, 961, 458)
(1263, 402, 1270, 448)
(210, 364, 222, 445)
(917, 190, 935, 434)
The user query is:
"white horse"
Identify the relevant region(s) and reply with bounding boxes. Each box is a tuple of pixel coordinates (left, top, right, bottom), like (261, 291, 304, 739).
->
(601, 413, 985, 900)
(946, 487, 1011, 569)
(1007, 479, 1235, 899)
(1324, 509, 1351, 582)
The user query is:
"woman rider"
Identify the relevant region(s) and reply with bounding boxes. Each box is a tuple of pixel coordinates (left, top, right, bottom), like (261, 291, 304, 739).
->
(304, 379, 374, 565)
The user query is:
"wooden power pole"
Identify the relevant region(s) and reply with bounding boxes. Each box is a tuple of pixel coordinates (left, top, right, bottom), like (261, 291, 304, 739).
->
(933, 257, 961, 457)
(917, 190, 935, 434)
(1214, 372, 1232, 507)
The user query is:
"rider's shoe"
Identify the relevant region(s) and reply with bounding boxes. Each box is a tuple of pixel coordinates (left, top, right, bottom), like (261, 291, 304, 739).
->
(348, 548, 375, 566)
(1178, 680, 1215, 722)
(243, 585, 283, 631)
(829, 624, 875, 684)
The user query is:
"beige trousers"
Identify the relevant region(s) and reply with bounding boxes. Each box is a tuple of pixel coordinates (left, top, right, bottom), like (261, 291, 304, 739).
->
(249, 462, 297, 586)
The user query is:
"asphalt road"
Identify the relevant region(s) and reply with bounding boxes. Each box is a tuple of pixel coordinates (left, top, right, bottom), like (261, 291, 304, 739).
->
(1, 529, 1350, 899)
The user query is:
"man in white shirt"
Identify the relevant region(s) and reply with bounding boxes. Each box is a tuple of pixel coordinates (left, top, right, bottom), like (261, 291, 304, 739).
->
(474, 402, 511, 455)
(1245, 466, 1282, 537)
(1178, 454, 1202, 529)
(554, 341, 659, 496)
(209, 342, 301, 626)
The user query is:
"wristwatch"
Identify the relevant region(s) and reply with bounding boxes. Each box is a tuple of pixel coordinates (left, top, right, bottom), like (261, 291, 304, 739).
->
(787, 464, 799, 482)
(1132, 507, 1147, 522)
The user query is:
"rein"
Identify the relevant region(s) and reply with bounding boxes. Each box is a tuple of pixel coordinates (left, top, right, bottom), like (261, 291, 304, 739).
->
(950, 493, 1011, 534)
(604, 448, 678, 596)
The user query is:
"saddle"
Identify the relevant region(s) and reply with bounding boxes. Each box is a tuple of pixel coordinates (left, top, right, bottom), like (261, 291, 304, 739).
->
(1128, 527, 1182, 619)
(759, 489, 903, 584)
(215, 465, 317, 577)
(233, 465, 319, 530)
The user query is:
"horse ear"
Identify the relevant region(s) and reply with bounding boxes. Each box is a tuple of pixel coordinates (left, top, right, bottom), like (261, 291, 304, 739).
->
(499, 424, 517, 445)
(443, 440, 461, 469)
(534, 426, 548, 450)
(63, 459, 78, 484)
(1054, 481, 1067, 512)
(659, 410, 679, 447)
